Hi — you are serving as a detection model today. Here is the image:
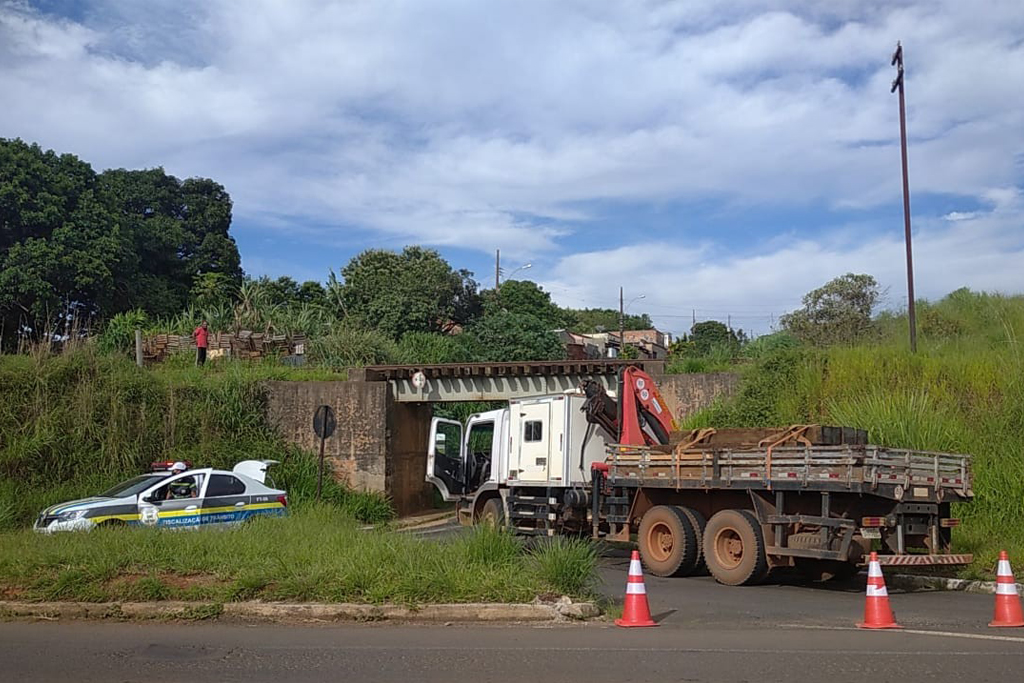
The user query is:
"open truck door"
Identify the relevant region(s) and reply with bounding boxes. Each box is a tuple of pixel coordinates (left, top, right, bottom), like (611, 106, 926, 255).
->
(426, 417, 466, 501)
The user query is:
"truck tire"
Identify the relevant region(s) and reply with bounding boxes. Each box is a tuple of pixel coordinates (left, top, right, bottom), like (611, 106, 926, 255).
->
(703, 509, 769, 586)
(676, 506, 707, 574)
(638, 505, 699, 577)
(478, 498, 505, 530)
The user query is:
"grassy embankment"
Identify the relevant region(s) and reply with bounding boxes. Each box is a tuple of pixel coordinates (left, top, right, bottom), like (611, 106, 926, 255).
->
(0, 348, 599, 603)
(679, 290, 1024, 577)
(0, 507, 597, 604)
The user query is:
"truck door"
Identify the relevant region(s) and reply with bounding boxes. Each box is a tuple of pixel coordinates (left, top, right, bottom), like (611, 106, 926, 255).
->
(516, 402, 552, 483)
(426, 417, 465, 501)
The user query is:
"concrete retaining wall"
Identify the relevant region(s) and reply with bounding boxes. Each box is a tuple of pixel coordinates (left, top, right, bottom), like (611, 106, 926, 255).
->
(656, 372, 740, 421)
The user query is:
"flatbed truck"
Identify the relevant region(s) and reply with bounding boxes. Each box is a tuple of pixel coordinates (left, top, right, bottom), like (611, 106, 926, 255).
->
(426, 369, 973, 584)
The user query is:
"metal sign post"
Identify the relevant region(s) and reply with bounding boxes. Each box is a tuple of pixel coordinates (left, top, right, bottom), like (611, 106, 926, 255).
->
(312, 404, 337, 501)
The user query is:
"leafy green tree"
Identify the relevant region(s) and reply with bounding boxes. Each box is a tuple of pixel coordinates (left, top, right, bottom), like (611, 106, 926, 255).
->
(781, 273, 881, 346)
(0, 139, 131, 342)
(484, 279, 568, 328)
(0, 138, 243, 348)
(190, 272, 237, 311)
(98, 167, 241, 318)
(565, 307, 653, 333)
(338, 247, 482, 339)
(689, 320, 739, 355)
(463, 310, 566, 362)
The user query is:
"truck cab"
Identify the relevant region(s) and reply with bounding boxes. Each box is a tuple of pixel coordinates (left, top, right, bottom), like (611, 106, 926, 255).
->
(426, 391, 614, 527)
(427, 407, 508, 501)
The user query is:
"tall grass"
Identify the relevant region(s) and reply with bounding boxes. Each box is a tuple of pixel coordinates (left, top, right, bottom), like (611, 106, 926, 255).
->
(0, 508, 594, 603)
(680, 290, 1024, 573)
(0, 347, 380, 528)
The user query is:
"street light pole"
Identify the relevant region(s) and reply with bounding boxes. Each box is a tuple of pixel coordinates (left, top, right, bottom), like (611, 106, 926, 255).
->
(891, 41, 918, 353)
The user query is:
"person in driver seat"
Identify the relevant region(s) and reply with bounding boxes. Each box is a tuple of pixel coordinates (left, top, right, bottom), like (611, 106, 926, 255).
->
(169, 477, 197, 499)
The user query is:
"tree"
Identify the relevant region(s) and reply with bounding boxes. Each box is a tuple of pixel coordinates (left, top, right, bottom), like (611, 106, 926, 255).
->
(565, 307, 653, 334)
(780, 273, 881, 346)
(98, 167, 241, 318)
(0, 139, 130, 343)
(689, 320, 739, 355)
(462, 310, 566, 362)
(337, 247, 482, 339)
(484, 279, 568, 328)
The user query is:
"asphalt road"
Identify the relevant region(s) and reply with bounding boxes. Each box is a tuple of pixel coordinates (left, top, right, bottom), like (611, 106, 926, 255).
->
(3, 619, 1024, 683)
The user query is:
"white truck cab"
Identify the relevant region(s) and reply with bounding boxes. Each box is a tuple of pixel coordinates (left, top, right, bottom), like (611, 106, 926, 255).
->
(426, 391, 614, 526)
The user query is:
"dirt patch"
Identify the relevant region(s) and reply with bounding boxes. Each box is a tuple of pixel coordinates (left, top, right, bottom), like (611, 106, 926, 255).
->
(0, 586, 24, 600)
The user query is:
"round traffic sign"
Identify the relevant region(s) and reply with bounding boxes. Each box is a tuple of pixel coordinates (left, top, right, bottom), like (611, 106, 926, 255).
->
(313, 404, 337, 439)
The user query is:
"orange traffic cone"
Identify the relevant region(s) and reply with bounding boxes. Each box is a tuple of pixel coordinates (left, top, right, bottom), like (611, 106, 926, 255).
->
(989, 550, 1024, 628)
(615, 550, 658, 628)
(857, 552, 901, 629)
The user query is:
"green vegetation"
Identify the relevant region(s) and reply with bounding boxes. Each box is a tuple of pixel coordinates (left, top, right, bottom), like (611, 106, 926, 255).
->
(0, 508, 597, 604)
(0, 347, 376, 530)
(682, 289, 1024, 575)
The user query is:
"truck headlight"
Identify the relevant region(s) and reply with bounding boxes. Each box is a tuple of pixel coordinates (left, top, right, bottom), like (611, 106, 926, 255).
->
(58, 510, 87, 521)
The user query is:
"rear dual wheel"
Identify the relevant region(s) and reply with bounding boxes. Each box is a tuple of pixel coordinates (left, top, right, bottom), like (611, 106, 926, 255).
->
(637, 506, 702, 577)
(703, 509, 769, 586)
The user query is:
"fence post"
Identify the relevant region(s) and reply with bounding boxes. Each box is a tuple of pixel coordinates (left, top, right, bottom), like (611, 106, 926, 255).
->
(135, 329, 144, 367)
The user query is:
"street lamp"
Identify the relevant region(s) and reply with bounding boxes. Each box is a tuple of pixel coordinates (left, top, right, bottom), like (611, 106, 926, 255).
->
(506, 263, 532, 282)
(619, 288, 646, 356)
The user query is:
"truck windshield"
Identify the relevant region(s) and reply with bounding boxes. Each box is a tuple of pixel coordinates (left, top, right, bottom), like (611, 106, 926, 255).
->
(100, 474, 167, 498)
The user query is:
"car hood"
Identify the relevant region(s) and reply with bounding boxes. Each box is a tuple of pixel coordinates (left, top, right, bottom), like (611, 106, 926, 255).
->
(41, 497, 122, 517)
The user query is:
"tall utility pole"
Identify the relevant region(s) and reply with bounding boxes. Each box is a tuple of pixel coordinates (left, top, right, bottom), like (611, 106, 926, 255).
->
(495, 249, 500, 289)
(619, 286, 625, 356)
(891, 41, 918, 353)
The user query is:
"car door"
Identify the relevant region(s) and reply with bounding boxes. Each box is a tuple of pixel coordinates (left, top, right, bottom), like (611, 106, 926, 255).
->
(201, 473, 251, 527)
(426, 417, 465, 501)
(138, 473, 206, 529)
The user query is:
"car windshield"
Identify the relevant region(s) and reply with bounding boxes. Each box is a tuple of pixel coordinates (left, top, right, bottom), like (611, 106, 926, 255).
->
(100, 474, 167, 498)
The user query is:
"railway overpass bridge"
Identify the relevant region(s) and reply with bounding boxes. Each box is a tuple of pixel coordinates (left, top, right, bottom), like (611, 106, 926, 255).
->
(265, 361, 738, 517)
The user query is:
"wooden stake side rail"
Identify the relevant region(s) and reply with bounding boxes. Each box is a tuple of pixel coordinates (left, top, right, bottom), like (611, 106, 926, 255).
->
(605, 444, 973, 498)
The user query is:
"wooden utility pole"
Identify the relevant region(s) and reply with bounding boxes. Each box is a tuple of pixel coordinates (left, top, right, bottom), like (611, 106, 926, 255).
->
(619, 286, 625, 357)
(891, 41, 918, 353)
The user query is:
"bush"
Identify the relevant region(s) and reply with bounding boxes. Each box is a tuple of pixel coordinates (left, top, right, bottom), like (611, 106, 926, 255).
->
(97, 310, 149, 355)
(308, 324, 398, 368)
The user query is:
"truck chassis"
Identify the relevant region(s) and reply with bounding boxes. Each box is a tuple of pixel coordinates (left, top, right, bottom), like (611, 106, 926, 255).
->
(479, 440, 973, 584)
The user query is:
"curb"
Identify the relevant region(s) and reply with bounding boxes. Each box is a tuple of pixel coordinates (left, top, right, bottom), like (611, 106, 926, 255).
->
(889, 574, 1024, 595)
(0, 599, 599, 624)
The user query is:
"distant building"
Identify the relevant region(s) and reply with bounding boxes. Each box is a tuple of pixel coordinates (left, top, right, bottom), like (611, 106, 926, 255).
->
(558, 328, 671, 360)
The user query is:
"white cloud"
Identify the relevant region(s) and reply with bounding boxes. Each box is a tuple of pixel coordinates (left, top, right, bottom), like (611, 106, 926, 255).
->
(1, 0, 1022, 311)
(540, 201, 1024, 336)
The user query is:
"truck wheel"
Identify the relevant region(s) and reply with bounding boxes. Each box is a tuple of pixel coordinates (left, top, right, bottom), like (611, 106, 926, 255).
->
(638, 505, 699, 577)
(676, 506, 707, 573)
(703, 509, 769, 586)
(478, 498, 505, 530)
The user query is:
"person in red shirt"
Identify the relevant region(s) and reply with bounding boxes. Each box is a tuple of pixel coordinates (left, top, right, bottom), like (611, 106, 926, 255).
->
(193, 321, 209, 366)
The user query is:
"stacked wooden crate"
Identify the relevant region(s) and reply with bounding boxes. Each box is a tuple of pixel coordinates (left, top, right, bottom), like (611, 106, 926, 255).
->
(143, 332, 306, 363)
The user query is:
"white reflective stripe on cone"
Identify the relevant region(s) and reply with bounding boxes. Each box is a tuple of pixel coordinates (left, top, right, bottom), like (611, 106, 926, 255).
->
(866, 584, 889, 598)
(625, 583, 647, 595)
(867, 562, 883, 578)
(996, 583, 1019, 596)
(998, 560, 1014, 577)
(629, 559, 643, 575)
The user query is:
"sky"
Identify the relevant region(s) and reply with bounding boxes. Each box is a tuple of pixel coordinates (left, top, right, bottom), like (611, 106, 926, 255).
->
(2, 0, 1022, 337)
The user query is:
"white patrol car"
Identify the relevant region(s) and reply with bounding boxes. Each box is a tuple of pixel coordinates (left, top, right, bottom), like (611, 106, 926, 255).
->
(34, 460, 287, 533)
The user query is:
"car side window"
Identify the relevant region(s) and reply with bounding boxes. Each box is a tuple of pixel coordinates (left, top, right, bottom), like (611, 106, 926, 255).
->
(206, 474, 246, 497)
(147, 474, 205, 501)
